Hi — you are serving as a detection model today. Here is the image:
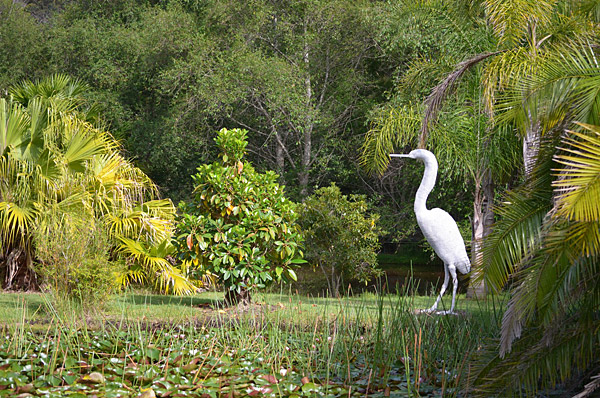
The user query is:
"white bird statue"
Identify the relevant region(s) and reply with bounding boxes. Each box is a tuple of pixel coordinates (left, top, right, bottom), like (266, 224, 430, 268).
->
(391, 149, 470, 314)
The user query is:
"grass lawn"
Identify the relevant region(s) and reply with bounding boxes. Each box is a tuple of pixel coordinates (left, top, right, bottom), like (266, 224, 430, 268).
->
(0, 287, 504, 397)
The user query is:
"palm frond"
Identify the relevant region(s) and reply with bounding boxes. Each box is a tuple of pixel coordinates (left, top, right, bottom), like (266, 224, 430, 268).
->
(481, 187, 549, 292)
(473, 124, 600, 395)
(483, 46, 535, 122)
(576, 0, 600, 22)
(482, 133, 559, 292)
(554, 123, 600, 223)
(62, 129, 106, 174)
(496, 42, 600, 134)
(498, 225, 576, 356)
(138, 199, 177, 220)
(115, 265, 147, 287)
(469, 310, 600, 396)
(14, 97, 46, 163)
(422, 51, 503, 141)
(116, 237, 196, 295)
(360, 104, 421, 175)
(10, 74, 87, 108)
(104, 199, 175, 244)
(0, 99, 29, 156)
(484, 0, 557, 47)
(471, 249, 599, 395)
(0, 201, 37, 249)
(90, 152, 159, 203)
(487, 123, 524, 182)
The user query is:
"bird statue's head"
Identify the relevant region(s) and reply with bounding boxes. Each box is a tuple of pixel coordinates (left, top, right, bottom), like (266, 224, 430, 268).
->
(390, 149, 435, 162)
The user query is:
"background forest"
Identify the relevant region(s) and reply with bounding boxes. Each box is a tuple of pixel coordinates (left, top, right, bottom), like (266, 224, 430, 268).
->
(0, 0, 474, 253)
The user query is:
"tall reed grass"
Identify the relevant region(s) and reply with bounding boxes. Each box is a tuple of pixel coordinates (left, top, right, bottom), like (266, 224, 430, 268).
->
(0, 280, 503, 397)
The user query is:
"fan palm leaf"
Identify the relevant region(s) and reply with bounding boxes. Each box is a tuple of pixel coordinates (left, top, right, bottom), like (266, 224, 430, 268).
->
(0, 99, 29, 155)
(91, 152, 158, 200)
(10, 74, 87, 111)
(14, 97, 46, 164)
(0, 201, 37, 249)
(105, 200, 175, 244)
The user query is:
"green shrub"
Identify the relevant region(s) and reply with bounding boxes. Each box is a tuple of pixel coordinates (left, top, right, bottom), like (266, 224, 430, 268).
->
(299, 183, 382, 296)
(175, 128, 304, 305)
(33, 209, 122, 311)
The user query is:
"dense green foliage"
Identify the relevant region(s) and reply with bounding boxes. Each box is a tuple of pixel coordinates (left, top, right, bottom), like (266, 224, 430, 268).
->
(362, 0, 600, 395)
(175, 128, 304, 304)
(299, 184, 381, 296)
(471, 48, 600, 398)
(0, 0, 474, 250)
(360, 0, 600, 396)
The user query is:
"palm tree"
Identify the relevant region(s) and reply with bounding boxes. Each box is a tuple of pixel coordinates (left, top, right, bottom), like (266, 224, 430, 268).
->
(468, 122, 600, 396)
(408, 2, 600, 393)
(0, 75, 195, 294)
(466, 42, 600, 396)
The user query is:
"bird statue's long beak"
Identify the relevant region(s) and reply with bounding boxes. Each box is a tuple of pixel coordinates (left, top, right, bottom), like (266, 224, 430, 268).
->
(390, 154, 413, 158)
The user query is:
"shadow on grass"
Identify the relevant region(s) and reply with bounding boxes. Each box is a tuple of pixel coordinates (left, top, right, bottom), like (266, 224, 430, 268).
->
(0, 292, 46, 318)
(119, 293, 216, 307)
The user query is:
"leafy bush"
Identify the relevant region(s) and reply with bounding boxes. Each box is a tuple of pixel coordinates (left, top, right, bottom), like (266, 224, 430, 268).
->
(175, 128, 304, 305)
(33, 210, 122, 311)
(299, 183, 382, 296)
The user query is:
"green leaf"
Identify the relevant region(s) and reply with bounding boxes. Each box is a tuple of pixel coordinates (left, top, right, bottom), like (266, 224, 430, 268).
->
(287, 269, 297, 281)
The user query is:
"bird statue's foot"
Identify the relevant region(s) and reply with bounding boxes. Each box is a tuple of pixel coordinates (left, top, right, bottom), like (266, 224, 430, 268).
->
(435, 310, 457, 315)
(414, 308, 457, 315)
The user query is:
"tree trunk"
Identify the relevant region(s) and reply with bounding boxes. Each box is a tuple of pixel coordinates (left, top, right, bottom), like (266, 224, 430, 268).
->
(299, 23, 313, 198)
(467, 168, 494, 299)
(275, 132, 285, 174)
(224, 288, 251, 307)
(331, 264, 341, 298)
(523, 118, 540, 178)
(2, 248, 38, 291)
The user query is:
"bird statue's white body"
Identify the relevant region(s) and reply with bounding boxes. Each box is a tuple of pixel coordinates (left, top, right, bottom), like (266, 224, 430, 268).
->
(391, 149, 470, 314)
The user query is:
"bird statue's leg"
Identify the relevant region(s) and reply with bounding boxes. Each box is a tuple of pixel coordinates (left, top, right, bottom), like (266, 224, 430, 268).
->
(428, 265, 449, 312)
(439, 265, 458, 315)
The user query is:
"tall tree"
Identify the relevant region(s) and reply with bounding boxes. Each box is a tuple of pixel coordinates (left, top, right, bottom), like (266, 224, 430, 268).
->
(160, 0, 380, 198)
(47, 2, 213, 200)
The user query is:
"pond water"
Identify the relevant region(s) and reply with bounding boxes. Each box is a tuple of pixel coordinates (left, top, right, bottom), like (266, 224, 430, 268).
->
(358, 263, 471, 296)
(291, 263, 469, 297)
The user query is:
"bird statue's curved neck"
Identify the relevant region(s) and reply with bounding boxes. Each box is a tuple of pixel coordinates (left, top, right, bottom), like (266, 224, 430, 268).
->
(414, 153, 438, 214)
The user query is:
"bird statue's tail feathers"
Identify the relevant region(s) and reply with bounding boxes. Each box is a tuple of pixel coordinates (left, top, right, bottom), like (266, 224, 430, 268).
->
(457, 258, 471, 275)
